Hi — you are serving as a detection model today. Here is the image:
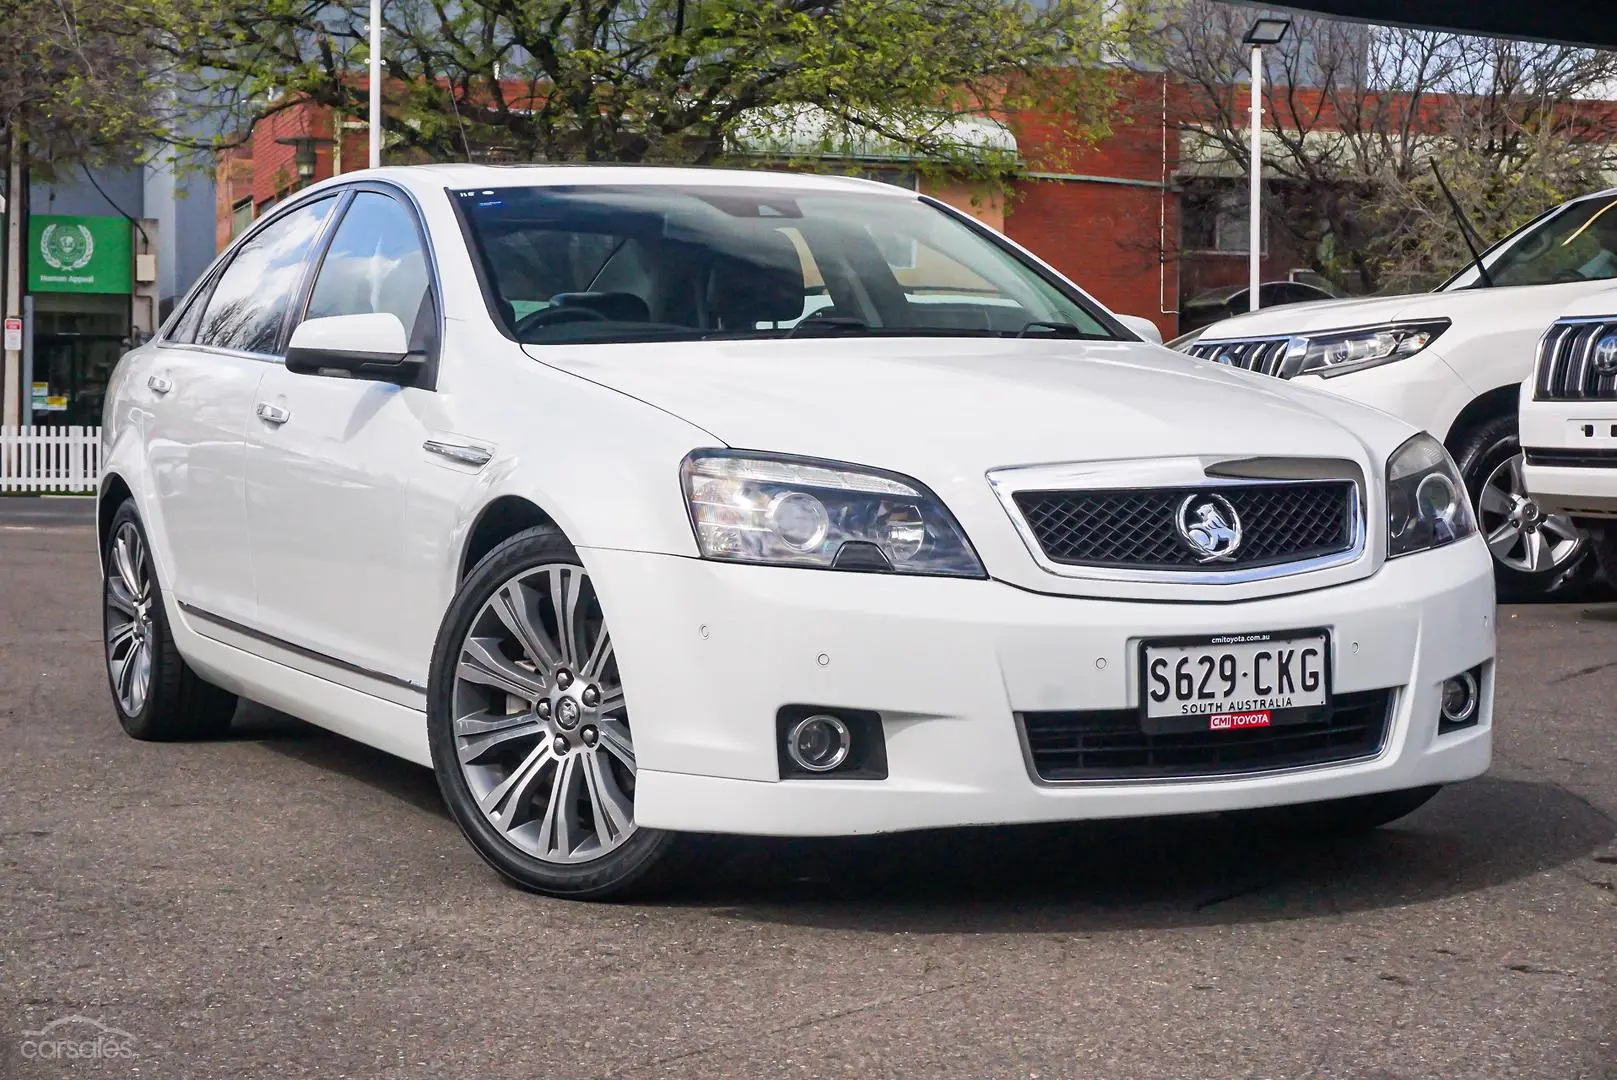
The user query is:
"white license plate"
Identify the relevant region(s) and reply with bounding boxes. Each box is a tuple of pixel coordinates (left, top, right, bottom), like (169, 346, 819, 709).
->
(1140, 631, 1329, 724)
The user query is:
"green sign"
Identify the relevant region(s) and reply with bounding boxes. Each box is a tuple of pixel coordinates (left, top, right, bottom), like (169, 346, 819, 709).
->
(28, 214, 132, 294)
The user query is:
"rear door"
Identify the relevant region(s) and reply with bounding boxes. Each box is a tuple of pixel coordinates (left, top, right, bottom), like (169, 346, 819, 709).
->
(141, 195, 339, 624)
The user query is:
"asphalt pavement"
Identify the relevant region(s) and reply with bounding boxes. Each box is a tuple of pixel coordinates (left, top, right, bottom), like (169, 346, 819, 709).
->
(1, 503, 1613, 1079)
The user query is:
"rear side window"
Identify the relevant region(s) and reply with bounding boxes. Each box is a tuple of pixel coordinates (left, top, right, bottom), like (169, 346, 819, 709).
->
(166, 281, 210, 344)
(304, 191, 435, 349)
(196, 197, 336, 354)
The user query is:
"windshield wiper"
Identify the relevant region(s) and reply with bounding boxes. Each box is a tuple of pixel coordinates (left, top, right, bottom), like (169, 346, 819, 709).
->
(1017, 321, 1087, 337)
(1431, 160, 1494, 288)
(784, 315, 872, 338)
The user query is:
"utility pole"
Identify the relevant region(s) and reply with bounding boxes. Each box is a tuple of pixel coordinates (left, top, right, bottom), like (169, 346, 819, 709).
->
(3, 123, 25, 428)
(1240, 18, 1290, 313)
(369, 0, 382, 168)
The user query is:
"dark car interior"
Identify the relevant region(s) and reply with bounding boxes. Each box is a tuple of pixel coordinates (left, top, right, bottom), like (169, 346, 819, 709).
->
(455, 185, 1115, 345)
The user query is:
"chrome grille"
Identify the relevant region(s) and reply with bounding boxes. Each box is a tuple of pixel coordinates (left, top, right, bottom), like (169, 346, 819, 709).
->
(1011, 482, 1355, 571)
(1533, 318, 1617, 400)
(1186, 337, 1293, 377)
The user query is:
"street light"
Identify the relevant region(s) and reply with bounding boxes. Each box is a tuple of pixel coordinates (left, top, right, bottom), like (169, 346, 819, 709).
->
(274, 135, 337, 188)
(1241, 16, 1290, 312)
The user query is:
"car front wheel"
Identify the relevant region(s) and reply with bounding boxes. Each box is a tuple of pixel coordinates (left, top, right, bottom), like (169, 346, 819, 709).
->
(427, 526, 677, 900)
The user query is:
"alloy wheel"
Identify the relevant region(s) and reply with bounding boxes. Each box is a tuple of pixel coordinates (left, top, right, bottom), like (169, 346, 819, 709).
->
(450, 563, 637, 865)
(1477, 451, 1584, 575)
(105, 521, 155, 716)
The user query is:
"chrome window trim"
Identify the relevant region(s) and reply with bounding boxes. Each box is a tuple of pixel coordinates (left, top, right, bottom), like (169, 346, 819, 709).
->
(986, 457, 1368, 584)
(154, 341, 284, 364)
(156, 188, 347, 349)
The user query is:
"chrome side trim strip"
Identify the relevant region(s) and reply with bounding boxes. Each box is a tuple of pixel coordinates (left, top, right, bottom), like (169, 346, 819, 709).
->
(178, 601, 427, 696)
(424, 439, 493, 467)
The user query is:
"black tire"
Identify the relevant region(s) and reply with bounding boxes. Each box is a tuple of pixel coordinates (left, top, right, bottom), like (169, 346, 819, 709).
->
(1452, 413, 1591, 600)
(102, 500, 238, 740)
(427, 525, 679, 901)
(1247, 785, 1442, 837)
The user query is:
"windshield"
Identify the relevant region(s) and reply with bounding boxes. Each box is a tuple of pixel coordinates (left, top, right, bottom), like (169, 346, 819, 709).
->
(452, 184, 1119, 344)
(1443, 193, 1617, 291)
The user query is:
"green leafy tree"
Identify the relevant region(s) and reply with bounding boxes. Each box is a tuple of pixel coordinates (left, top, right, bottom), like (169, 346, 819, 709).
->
(154, 0, 1152, 189)
(0, 0, 178, 176)
(1161, 0, 1617, 294)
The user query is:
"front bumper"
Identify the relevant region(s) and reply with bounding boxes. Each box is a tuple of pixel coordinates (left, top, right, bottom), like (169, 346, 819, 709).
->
(1521, 398, 1617, 517)
(586, 538, 1496, 837)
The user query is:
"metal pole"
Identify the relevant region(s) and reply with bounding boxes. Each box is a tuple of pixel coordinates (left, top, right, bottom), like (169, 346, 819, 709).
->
(1249, 44, 1263, 312)
(20, 294, 33, 427)
(368, 0, 382, 168)
(3, 125, 25, 426)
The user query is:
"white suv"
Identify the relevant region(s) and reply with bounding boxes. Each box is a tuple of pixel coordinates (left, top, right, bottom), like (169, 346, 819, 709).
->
(1519, 289, 1617, 581)
(100, 165, 1493, 899)
(1182, 188, 1617, 598)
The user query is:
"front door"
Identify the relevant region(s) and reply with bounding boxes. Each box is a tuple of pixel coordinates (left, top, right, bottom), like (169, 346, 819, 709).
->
(244, 188, 445, 689)
(141, 195, 339, 623)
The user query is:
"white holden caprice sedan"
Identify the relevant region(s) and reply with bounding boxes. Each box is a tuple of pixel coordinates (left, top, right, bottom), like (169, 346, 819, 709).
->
(100, 165, 1495, 900)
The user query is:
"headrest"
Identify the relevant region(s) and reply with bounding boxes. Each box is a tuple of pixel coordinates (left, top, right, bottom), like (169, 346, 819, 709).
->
(705, 229, 806, 329)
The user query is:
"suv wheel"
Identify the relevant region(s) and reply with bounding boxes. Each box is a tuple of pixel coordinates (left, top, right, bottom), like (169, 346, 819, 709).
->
(1454, 415, 1589, 599)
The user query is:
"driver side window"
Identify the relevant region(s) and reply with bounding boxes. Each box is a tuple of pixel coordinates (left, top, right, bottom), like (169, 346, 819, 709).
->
(304, 191, 435, 351)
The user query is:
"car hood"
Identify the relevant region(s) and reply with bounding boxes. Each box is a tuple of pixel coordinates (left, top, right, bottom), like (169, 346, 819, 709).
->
(529, 337, 1409, 468)
(529, 337, 1415, 601)
(1198, 280, 1617, 341)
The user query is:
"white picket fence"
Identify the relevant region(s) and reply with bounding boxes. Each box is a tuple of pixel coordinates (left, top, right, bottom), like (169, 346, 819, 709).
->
(0, 426, 103, 493)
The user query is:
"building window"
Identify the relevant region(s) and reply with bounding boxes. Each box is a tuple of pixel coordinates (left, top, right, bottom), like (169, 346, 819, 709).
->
(230, 197, 253, 238)
(1182, 184, 1266, 255)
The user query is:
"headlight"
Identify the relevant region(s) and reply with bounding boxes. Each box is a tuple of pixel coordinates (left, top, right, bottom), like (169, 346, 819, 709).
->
(1386, 433, 1475, 558)
(681, 452, 985, 577)
(1295, 320, 1449, 378)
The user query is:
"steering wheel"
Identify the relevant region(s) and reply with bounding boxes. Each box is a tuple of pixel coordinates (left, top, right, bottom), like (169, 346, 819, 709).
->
(514, 305, 609, 335)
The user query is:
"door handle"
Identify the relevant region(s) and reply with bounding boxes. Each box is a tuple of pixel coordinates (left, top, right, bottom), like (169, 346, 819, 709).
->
(256, 402, 291, 426)
(147, 374, 173, 395)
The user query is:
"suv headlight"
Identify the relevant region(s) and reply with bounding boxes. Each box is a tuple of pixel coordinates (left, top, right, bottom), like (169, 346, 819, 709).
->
(1295, 320, 1449, 378)
(681, 452, 985, 577)
(1386, 433, 1475, 558)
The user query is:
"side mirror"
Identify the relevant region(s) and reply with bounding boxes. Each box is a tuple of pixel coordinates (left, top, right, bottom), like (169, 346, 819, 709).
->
(1117, 314, 1164, 345)
(286, 313, 420, 382)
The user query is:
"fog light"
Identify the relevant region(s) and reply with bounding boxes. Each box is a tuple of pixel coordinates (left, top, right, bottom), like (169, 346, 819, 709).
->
(785, 714, 851, 772)
(1440, 671, 1479, 727)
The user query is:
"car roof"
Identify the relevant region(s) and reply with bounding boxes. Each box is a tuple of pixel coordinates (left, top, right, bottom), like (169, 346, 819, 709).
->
(302, 163, 919, 201)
